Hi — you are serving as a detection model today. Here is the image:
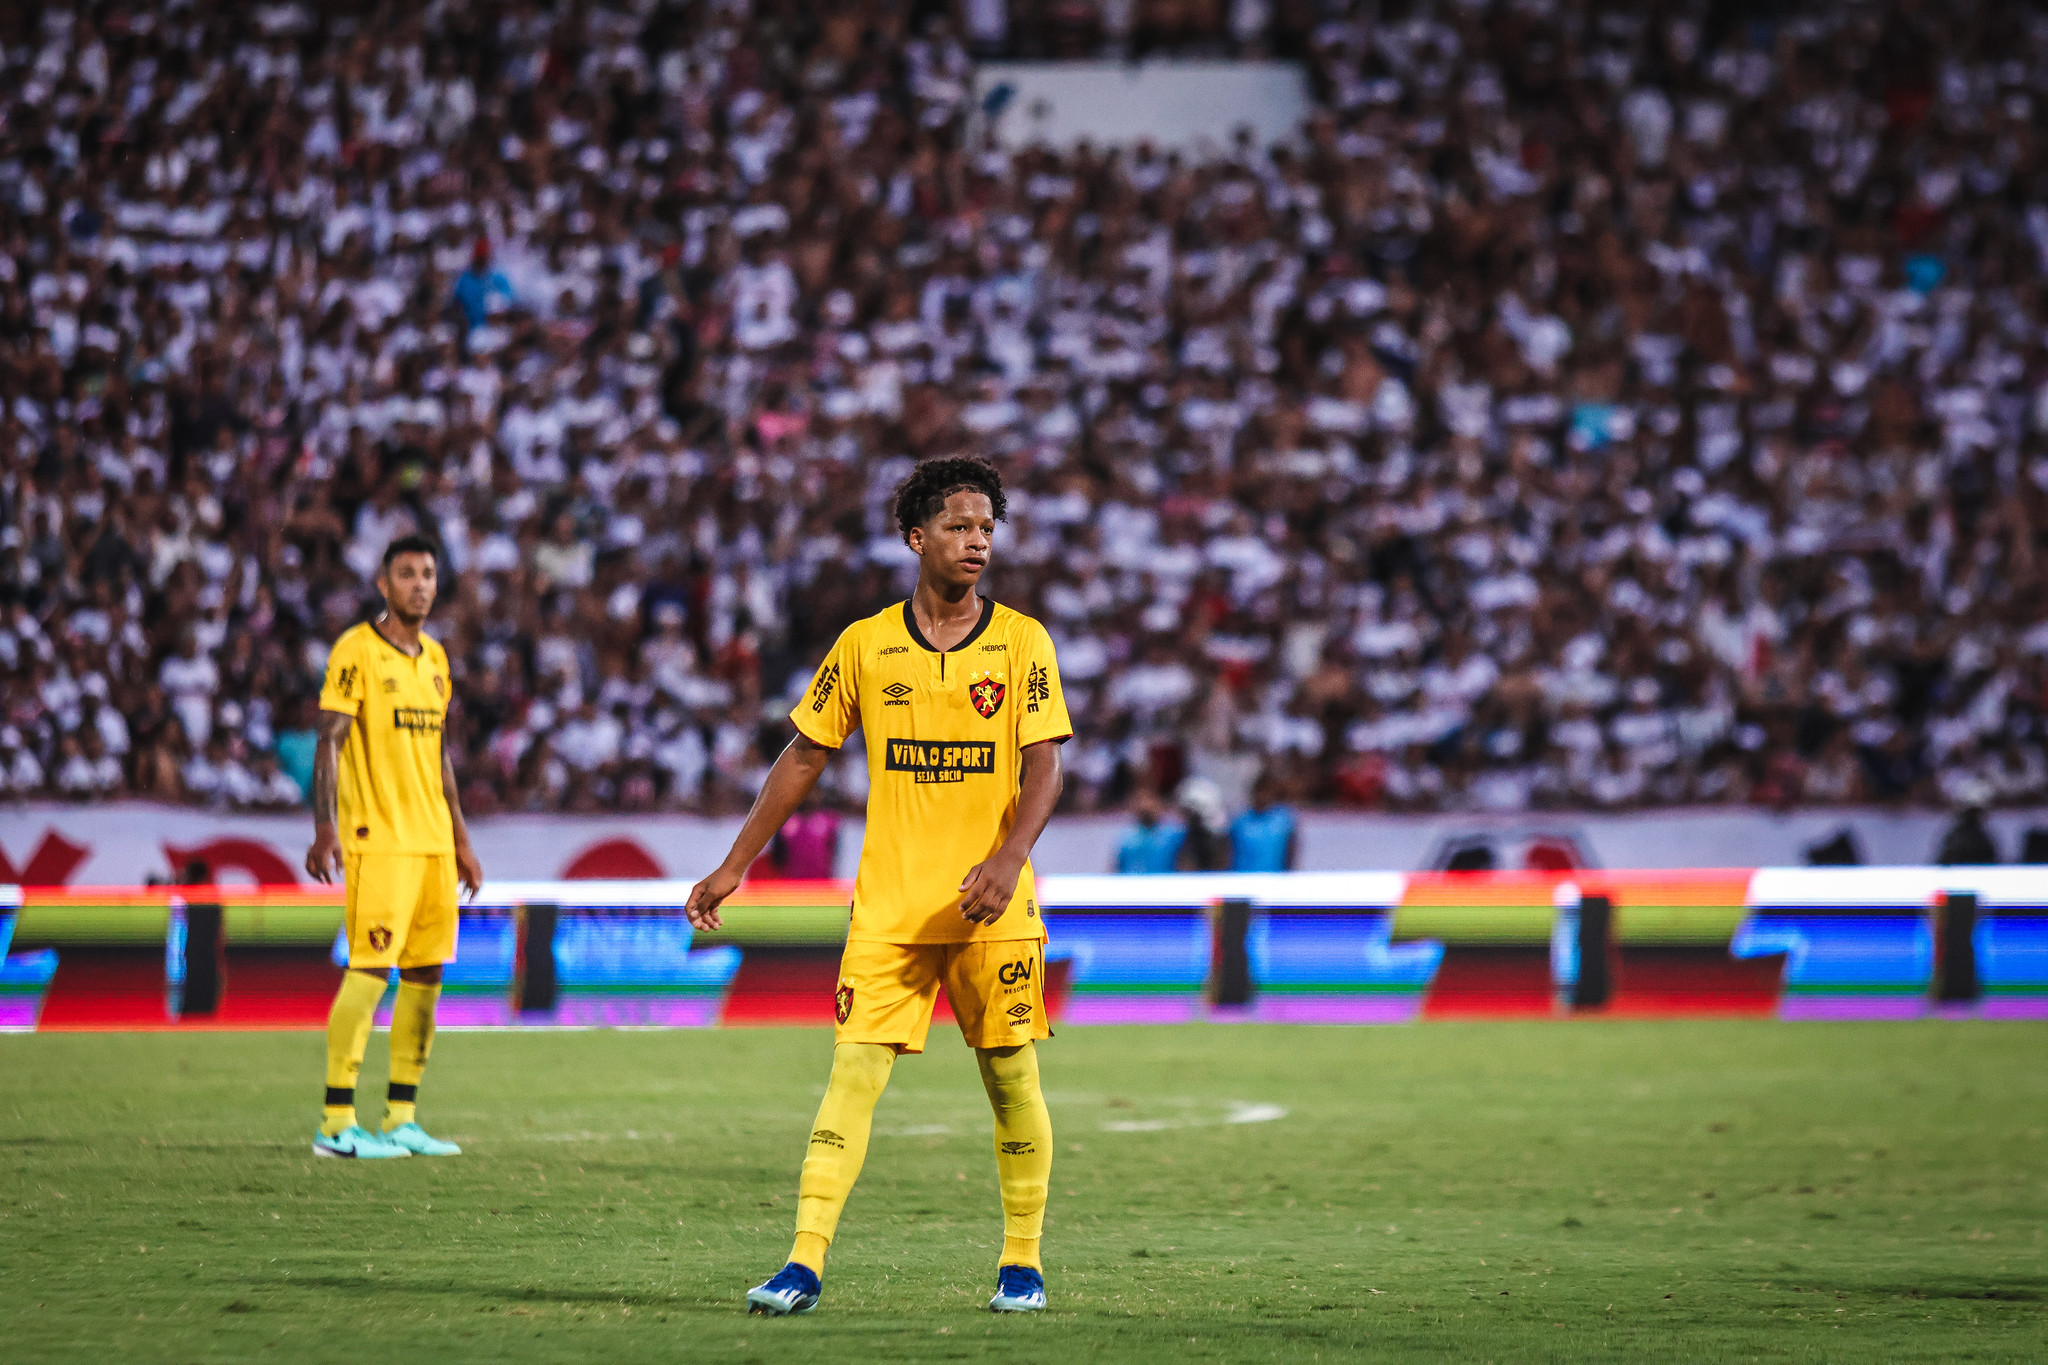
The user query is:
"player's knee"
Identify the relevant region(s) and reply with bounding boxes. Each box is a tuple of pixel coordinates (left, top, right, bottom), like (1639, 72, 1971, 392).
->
(399, 965, 443, 985)
(976, 1042, 1037, 1093)
(829, 1041, 896, 1097)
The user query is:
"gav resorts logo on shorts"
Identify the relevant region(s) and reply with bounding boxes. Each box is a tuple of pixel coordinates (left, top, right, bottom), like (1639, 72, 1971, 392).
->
(998, 957, 1033, 985)
(835, 977, 854, 1024)
(968, 670, 1006, 718)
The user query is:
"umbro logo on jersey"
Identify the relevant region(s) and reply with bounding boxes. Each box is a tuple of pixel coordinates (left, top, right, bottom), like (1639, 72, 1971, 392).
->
(883, 682, 913, 707)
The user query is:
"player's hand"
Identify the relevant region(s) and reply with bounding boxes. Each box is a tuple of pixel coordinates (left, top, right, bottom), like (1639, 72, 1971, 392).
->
(305, 827, 344, 884)
(455, 840, 484, 900)
(686, 866, 742, 931)
(959, 854, 1022, 925)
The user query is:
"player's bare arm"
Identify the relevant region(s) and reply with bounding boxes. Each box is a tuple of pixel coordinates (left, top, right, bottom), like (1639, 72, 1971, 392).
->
(441, 746, 483, 898)
(685, 734, 834, 931)
(959, 738, 1063, 924)
(304, 708, 356, 883)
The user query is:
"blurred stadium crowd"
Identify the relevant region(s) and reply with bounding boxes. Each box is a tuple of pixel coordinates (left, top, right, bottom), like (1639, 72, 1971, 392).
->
(5, 0, 2048, 817)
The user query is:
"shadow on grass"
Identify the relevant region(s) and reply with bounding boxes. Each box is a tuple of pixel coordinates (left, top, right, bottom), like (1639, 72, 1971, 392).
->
(270, 1273, 710, 1310)
(262, 1273, 1371, 1344)
(1811, 1275, 2048, 1303)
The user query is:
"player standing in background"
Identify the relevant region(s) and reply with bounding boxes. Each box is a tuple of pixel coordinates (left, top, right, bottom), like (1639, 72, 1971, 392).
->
(305, 534, 483, 1159)
(686, 456, 1071, 1316)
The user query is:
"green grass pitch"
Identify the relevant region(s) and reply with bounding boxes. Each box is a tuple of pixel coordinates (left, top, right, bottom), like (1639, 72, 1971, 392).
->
(2, 1021, 2044, 1363)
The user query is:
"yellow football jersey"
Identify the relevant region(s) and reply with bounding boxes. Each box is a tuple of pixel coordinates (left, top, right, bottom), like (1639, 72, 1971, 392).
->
(317, 621, 455, 856)
(792, 598, 1072, 944)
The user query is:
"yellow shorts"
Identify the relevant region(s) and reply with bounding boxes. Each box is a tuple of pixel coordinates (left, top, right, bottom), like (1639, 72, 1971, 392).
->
(343, 853, 458, 970)
(835, 938, 1051, 1054)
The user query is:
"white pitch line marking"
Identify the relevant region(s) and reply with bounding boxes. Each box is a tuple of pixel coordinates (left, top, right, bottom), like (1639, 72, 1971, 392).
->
(1100, 1102, 1288, 1133)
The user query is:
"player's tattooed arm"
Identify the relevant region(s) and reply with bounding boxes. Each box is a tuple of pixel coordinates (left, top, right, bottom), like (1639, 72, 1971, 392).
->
(685, 733, 833, 931)
(304, 710, 356, 883)
(441, 745, 484, 898)
(959, 738, 1064, 924)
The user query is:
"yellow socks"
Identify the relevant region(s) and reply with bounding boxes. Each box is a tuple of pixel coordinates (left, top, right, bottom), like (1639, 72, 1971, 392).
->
(321, 970, 387, 1136)
(779, 1041, 1051, 1277)
(789, 1042, 897, 1272)
(978, 1043, 1053, 1271)
(383, 979, 440, 1131)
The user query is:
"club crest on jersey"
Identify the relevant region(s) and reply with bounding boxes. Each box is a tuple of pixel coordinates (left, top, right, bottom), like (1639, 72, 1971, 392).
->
(835, 978, 854, 1024)
(968, 670, 1006, 719)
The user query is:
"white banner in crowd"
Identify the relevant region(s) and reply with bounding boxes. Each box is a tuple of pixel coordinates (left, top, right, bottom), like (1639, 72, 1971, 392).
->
(1, 803, 2044, 887)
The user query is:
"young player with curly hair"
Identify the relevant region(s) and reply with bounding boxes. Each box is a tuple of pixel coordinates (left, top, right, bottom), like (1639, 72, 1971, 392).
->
(686, 456, 1071, 1315)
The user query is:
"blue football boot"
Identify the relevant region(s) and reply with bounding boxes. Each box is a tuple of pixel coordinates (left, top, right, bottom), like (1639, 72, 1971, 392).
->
(382, 1122, 462, 1156)
(746, 1262, 821, 1315)
(311, 1125, 411, 1159)
(989, 1264, 1047, 1312)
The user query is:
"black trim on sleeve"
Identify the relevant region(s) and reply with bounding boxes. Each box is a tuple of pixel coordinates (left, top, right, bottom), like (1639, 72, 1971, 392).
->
(901, 596, 994, 653)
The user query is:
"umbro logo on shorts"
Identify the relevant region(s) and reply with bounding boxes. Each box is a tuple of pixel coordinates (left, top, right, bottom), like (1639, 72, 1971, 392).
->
(1006, 1002, 1032, 1021)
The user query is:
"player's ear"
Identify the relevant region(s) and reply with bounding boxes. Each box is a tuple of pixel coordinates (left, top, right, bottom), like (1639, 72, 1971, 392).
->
(906, 525, 924, 556)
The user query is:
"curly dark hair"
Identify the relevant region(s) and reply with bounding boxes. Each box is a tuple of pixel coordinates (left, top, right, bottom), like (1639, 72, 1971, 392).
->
(891, 456, 1007, 543)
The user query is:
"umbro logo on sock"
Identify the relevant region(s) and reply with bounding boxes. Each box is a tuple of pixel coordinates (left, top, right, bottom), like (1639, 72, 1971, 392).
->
(999, 1141, 1035, 1155)
(811, 1129, 846, 1148)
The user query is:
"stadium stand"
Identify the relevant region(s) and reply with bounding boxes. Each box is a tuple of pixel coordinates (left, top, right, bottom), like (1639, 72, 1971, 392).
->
(2, 1, 2047, 819)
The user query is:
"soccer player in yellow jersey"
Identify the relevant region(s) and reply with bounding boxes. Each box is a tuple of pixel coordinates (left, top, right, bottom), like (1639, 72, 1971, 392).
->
(304, 534, 483, 1159)
(687, 456, 1071, 1315)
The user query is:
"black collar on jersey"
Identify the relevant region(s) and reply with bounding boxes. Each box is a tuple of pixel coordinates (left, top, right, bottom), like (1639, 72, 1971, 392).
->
(902, 595, 993, 653)
(369, 618, 425, 660)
